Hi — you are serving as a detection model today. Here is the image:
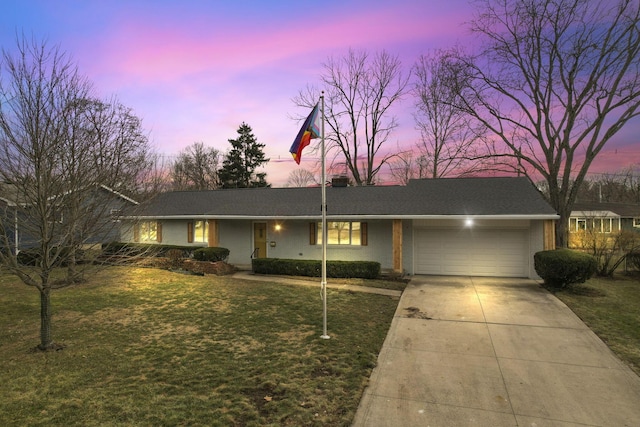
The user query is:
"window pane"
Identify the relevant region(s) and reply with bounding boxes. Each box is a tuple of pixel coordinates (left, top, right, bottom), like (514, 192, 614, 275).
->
(141, 221, 156, 241)
(603, 219, 611, 233)
(338, 222, 350, 244)
(593, 218, 602, 232)
(194, 220, 208, 242)
(351, 222, 361, 245)
(327, 222, 348, 245)
(318, 222, 359, 245)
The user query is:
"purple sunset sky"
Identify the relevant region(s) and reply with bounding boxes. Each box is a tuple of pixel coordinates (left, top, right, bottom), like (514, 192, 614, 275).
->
(2, 0, 639, 186)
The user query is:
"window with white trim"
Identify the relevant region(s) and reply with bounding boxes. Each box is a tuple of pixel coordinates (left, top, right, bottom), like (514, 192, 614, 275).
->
(634, 217, 640, 228)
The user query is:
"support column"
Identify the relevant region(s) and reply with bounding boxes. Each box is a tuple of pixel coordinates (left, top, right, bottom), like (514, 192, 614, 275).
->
(208, 219, 219, 247)
(543, 219, 556, 250)
(392, 219, 403, 273)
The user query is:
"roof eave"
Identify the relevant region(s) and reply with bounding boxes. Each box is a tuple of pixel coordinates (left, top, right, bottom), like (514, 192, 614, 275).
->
(124, 214, 560, 221)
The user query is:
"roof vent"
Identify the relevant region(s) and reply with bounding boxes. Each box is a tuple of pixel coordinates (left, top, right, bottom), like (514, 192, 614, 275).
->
(331, 176, 349, 187)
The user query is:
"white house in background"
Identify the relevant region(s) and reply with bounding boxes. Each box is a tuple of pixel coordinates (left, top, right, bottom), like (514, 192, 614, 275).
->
(120, 177, 558, 279)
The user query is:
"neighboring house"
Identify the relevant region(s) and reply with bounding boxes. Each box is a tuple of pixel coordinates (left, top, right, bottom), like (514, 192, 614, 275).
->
(0, 183, 138, 254)
(568, 201, 640, 248)
(122, 177, 558, 279)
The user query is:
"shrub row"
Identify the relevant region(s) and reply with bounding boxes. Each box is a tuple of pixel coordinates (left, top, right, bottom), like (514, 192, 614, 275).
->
(252, 258, 380, 279)
(534, 248, 596, 288)
(101, 242, 205, 258)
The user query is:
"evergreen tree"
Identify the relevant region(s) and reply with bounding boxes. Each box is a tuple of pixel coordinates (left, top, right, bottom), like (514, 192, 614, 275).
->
(218, 122, 269, 188)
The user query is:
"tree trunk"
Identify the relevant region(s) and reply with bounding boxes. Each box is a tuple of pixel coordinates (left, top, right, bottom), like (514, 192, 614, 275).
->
(555, 206, 570, 249)
(39, 287, 53, 350)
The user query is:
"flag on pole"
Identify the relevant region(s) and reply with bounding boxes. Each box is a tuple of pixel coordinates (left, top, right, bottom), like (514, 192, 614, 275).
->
(289, 103, 321, 164)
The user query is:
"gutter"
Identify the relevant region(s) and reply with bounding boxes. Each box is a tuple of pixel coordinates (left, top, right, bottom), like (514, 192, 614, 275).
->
(123, 214, 560, 221)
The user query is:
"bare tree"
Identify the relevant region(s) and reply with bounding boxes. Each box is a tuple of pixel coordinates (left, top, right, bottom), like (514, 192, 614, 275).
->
(171, 142, 220, 190)
(452, 0, 640, 247)
(0, 37, 153, 350)
(413, 49, 489, 178)
(136, 153, 173, 198)
(294, 49, 409, 185)
(387, 149, 419, 184)
(286, 168, 317, 187)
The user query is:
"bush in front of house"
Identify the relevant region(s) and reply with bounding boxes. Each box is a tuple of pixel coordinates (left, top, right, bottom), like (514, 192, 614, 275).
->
(627, 251, 640, 273)
(17, 246, 85, 266)
(251, 258, 381, 279)
(101, 242, 201, 258)
(534, 248, 597, 288)
(193, 247, 230, 262)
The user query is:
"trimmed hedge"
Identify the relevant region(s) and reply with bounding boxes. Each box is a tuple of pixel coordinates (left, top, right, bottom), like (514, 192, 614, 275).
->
(534, 248, 597, 288)
(101, 242, 204, 258)
(193, 247, 230, 262)
(252, 258, 380, 279)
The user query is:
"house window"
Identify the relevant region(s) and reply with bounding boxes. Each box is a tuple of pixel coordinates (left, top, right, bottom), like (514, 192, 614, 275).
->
(110, 209, 122, 222)
(194, 220, 208, 243)
(317, 221, 362, 245)
(634, 217, 640, 228)
(140, 221, 158, 242)
(570, 216, 619, 233)
(569, 217, 589, 232)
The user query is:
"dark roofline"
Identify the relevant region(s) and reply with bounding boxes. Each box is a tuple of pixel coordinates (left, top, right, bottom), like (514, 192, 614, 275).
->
(130, 176, 558, 219)
(572, 201, 640, 217)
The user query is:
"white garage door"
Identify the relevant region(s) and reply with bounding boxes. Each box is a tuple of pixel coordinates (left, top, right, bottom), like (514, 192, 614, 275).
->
(415, 228, 529, 277)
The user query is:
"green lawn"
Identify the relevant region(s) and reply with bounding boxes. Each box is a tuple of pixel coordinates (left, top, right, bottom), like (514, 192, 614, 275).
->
(551, 274, 640, 376)
(0, 267, 400, 426)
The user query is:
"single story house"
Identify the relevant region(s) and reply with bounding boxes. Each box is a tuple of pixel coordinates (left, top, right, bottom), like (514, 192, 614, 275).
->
(568, 201, 640, 247)
(0, 183, 137, 254)
(121, 177, 557, 279)
(569, 202, 640, 233)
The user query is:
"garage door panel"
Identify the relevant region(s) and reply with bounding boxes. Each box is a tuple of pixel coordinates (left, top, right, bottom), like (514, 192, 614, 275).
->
(415, 228, 528, 277)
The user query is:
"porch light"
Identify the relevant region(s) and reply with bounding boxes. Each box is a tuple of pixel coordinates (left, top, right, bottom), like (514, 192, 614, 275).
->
(465, 218, 474, 227)
(274, 224, 282, 232)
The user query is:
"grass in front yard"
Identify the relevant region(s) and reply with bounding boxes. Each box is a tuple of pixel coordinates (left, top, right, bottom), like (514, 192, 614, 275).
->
(0, 266, 399, 426)
(551, 274, 640, 376)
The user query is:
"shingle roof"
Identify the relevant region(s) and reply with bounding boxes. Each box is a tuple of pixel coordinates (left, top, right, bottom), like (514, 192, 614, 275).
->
(133, 177, 557, 219)
(572, 202, 640, 218)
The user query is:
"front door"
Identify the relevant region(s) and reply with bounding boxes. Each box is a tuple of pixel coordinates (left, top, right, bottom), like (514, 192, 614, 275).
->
(253, 222, 267, 259)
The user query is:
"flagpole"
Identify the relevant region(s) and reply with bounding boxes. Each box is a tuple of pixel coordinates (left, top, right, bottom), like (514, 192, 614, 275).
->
(320, 91, 329, 340)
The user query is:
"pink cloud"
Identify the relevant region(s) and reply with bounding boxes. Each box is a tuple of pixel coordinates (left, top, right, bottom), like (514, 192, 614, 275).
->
(78, 1, 468, 88)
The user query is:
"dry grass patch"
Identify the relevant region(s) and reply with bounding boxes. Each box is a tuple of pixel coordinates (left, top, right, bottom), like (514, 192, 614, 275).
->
(552, 274, 640, 375)
(0, 266, 398, 426)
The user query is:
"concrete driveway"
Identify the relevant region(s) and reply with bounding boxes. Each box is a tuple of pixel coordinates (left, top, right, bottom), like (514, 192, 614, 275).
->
(352, 276, 640, 426)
